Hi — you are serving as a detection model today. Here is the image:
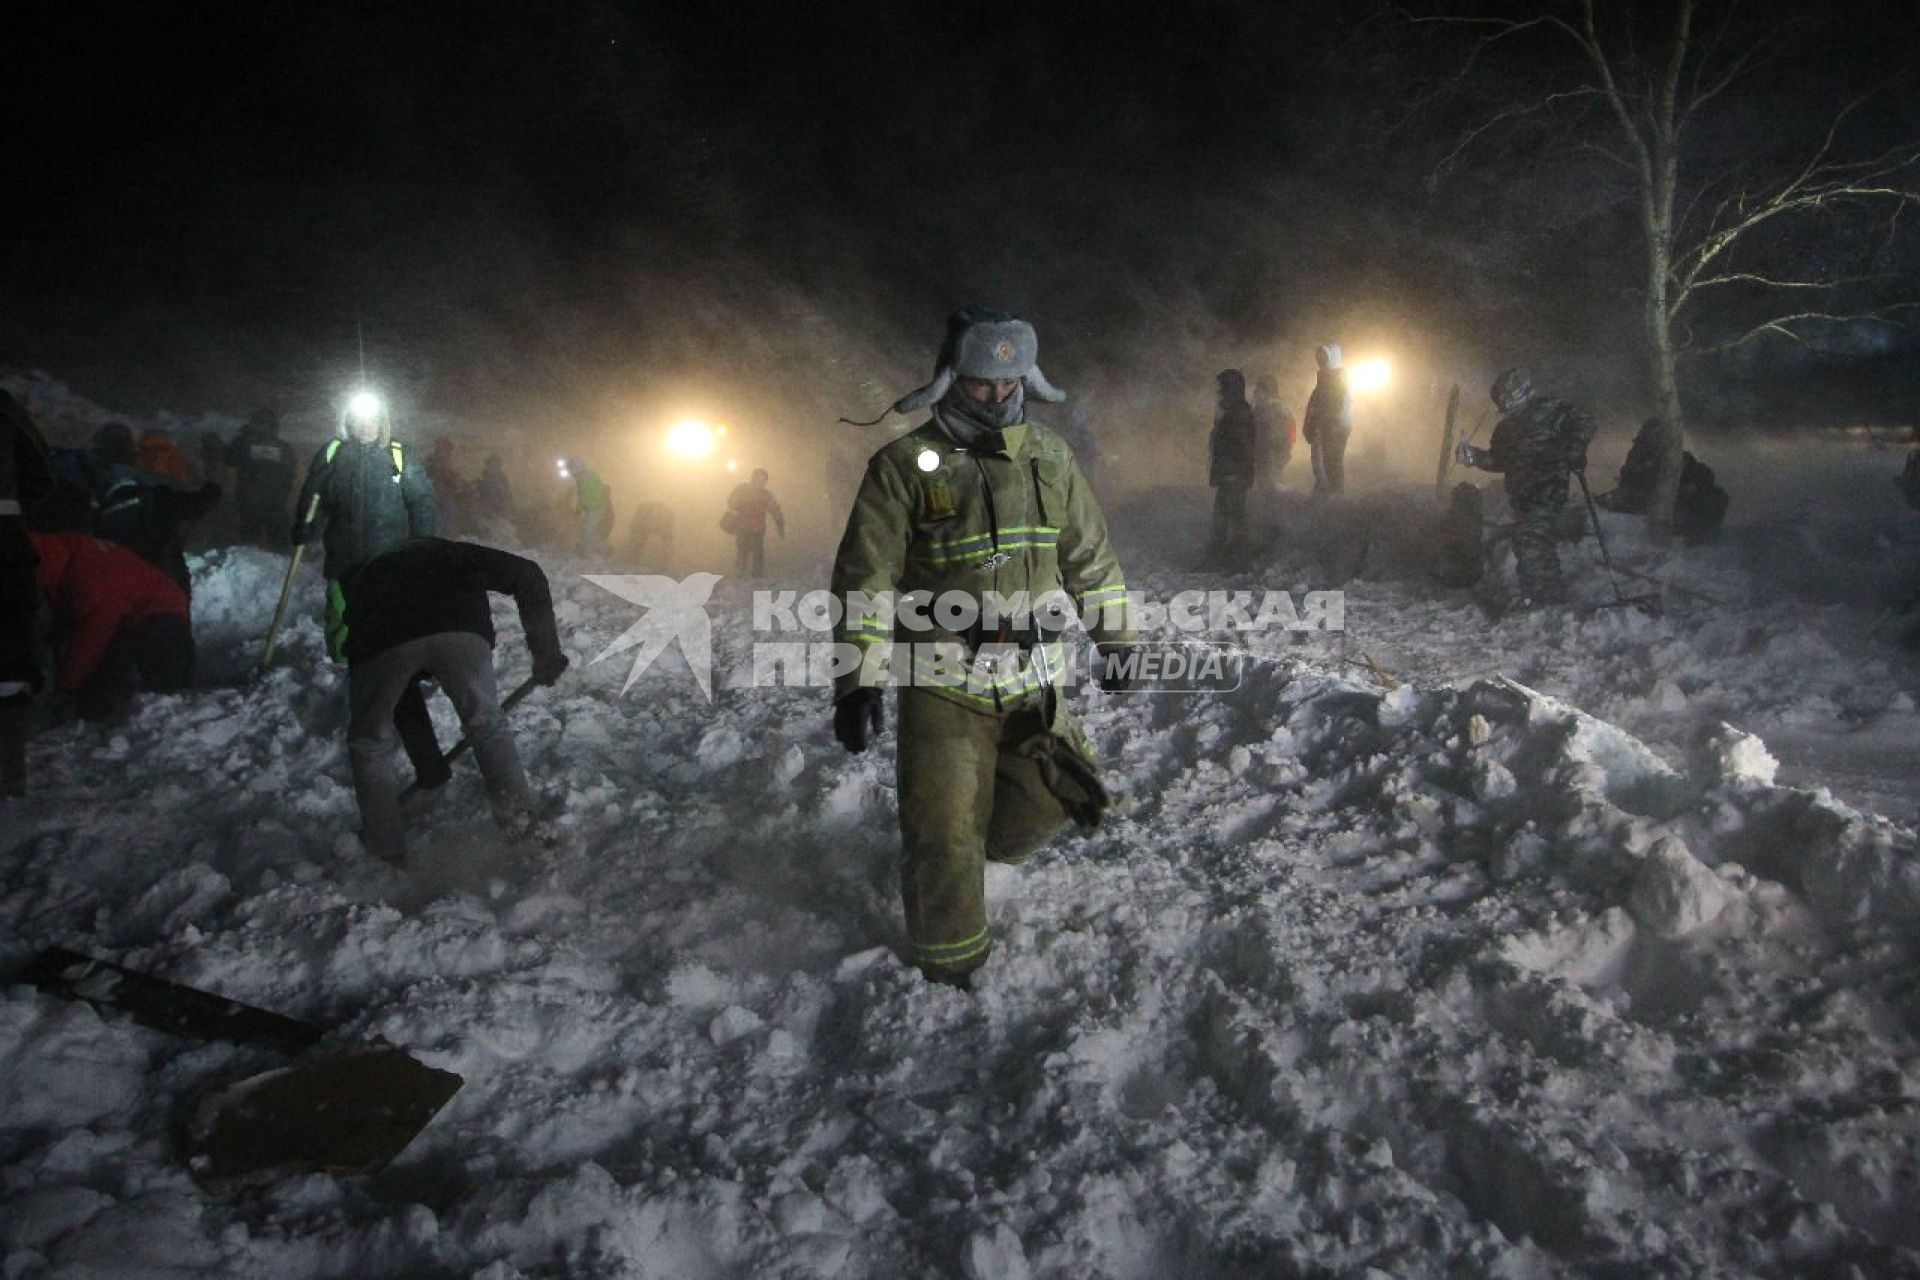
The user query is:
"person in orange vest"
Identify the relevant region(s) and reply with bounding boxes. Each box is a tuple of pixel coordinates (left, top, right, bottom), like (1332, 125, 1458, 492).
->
(135, 429, 197, 485)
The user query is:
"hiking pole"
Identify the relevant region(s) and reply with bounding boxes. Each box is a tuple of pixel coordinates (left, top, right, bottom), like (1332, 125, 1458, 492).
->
(399, 674, 541, 802)
(259, 492, 323, 673)
(1577, 470, 1635, 609)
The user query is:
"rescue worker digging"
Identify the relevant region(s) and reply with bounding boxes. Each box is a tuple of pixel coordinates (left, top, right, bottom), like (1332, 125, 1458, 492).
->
(338, 537, 568, 865)
(831, 307, 1135, 991)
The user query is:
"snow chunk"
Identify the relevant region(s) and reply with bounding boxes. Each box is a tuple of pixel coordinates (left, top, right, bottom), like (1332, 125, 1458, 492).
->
(1691, 722, 1779, 788)
(708, 1005, 764, 1046)
(0, 1185, 113, 1251)
(0, 999, 149, 1130)
(1629, 836, 1732, 936)
(695, 724, 749, 769)
(667, 963, 737, 1011)
(963, 1223, 1032, 1280)
(771, 745, 807, 786)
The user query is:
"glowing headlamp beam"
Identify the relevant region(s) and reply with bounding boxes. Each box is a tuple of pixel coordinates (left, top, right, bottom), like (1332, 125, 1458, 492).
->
(666, 419, 717, 460)
(1350, 359, 1392, 394)
(347, 389, 384, 422)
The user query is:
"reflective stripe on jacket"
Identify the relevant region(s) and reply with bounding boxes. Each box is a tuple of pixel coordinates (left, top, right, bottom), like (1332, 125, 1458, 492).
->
(830, 419, 1133, 713)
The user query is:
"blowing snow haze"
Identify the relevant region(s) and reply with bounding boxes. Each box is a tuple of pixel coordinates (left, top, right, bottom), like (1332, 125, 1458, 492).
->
(9, 4, 1920, 1277)
(9, 0, 1915, 452)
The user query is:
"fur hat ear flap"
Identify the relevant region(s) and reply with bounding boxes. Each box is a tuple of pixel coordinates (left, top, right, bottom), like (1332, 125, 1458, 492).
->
(890, 366, 955, 416)
(1023, 365, 1067, 403)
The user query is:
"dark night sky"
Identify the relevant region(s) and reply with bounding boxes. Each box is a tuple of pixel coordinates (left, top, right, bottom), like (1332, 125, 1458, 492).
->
(4, 1, 1917, 441)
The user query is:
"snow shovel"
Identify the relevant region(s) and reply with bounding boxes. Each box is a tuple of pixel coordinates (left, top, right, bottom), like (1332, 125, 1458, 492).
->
(1576, 472, 1662, 617)
(24, 947, 462, 1186)
(259, 491, 324, 673)
(398, 672, 542, 802)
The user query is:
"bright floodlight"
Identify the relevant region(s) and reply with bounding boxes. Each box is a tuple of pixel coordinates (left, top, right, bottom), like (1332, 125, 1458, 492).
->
(347, 389, 383, 422)
(666, 419, 717, 460)
(1351, 358, 1392, 394)
(916, 448, 942, 473)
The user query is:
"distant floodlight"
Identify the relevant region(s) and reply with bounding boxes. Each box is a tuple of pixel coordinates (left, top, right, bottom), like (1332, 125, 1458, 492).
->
(725, 459, 740, 473)
(347, 389, 383, 422)
(666, 419, 717, 460)
(1351, 358, 1392, 394)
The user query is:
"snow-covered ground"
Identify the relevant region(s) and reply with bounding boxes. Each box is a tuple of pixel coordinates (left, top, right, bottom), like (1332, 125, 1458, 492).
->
(3, 436, 1919, 1277)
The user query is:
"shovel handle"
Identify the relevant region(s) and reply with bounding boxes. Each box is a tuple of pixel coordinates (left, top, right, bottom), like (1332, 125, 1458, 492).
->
(399, 674, 543, 801)
(259, 492, 324, 673)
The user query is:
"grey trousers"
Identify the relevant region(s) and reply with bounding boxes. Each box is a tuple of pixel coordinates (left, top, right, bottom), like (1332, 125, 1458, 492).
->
(347, 631, 531, 862)
(1311, 427, 1349, 496)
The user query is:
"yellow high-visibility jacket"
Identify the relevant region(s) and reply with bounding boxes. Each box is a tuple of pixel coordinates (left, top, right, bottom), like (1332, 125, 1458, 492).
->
(830, 419, 1133, 712)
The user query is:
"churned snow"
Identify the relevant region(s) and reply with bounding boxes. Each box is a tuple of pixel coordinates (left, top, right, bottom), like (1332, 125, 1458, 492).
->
(2, 435, 1919, 1277)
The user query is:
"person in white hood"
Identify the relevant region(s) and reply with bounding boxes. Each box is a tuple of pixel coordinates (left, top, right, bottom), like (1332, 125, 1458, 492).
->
(1302, 343, 1354, 498)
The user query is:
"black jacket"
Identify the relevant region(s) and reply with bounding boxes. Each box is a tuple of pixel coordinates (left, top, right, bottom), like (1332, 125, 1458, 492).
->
(226, 428, 297, 504)
(339, 538, 561, 667)
(295, 434, 436, 578)
(98, 471, 221, 597)
(1209, 398, 1257, 487)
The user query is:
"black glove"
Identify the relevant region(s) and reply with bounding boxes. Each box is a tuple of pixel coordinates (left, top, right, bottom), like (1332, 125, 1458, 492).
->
(532, 650, 570, 687)
(289, 519, 312, 546)
(1095, 644, 1137, 694)
(199, 481, 223, 502)
(833, 688, 885, 754)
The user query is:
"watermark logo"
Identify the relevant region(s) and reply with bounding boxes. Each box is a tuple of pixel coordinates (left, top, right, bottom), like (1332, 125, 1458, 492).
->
(583, 573, 721, 699)
(581, 580, 1339, 697)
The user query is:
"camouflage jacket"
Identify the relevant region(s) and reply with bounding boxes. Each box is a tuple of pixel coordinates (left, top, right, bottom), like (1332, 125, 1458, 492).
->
(1486, 398, 1596, 509)
(830, 419, 1133, 713)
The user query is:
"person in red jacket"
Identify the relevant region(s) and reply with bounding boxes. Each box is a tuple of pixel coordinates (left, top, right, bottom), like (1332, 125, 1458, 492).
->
(28, 530, 194, 721)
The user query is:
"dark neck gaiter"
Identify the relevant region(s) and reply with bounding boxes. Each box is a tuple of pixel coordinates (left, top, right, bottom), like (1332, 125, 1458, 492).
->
(932, 381, 1026, 451)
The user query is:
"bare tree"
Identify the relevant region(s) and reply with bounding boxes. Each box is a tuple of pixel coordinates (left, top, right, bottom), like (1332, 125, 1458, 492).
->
(1413, 0, 1920, 530)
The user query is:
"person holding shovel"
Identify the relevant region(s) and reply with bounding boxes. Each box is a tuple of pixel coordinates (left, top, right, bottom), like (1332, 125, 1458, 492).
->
(1458, 368, 1596, 607)
(278, 391, 448, 786)
(337, 537, 569, 865)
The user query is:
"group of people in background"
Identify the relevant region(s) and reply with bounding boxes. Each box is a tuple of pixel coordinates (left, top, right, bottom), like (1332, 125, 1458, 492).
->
(0, 387, 797, 743)
(1205, 343, 1343, 564)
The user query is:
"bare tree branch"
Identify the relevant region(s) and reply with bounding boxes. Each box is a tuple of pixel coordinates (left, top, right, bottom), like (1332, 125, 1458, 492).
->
(1687, 271, 1886, 293)
(1426, 87, 1609, 185)
(1411, 0, 1920, 529)
(1690, 304, 1920, 354)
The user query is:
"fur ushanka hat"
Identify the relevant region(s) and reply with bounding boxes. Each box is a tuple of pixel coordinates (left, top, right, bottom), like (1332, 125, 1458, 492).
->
(888, 305, 1067, 417)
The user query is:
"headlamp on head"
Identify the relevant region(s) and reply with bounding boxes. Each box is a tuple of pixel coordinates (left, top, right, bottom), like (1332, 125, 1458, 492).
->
(347, 390, 383, 422)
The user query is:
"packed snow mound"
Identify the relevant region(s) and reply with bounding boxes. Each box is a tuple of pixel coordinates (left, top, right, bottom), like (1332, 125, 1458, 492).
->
(1, 369, 244, 446)
(3, 539, 1919, 1277)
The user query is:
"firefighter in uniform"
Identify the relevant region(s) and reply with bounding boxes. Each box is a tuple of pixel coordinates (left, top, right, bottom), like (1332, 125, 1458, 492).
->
(831, 307, 1135, 990)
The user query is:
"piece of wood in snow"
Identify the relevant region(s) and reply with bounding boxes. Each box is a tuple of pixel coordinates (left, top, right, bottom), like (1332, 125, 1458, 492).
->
(26, 947, 323, 1054)
(186, 1045, 464, 1186)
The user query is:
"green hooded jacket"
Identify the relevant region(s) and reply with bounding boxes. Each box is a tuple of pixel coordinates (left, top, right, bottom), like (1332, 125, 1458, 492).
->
(830, 419, 1133, 712)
